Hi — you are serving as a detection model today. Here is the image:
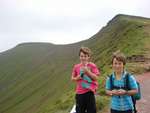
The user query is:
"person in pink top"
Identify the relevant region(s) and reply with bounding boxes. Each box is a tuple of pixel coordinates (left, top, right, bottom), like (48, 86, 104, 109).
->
(71, 47, 100, 113)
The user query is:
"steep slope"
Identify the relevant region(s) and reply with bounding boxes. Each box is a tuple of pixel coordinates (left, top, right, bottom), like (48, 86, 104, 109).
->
(0, 14, 150, 113)
(0, 43, 82, 113)
(86, 14, 150, 73)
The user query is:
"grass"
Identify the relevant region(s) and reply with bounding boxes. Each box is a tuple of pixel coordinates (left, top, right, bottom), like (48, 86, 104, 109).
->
(0, 14, 150, 113)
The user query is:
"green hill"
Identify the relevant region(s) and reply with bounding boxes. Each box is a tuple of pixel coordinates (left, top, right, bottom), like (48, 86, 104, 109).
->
(0, 14, 150, 113)
(0, 43, 81, 113)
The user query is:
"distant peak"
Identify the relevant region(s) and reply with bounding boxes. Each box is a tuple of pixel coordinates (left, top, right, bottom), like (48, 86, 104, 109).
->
(114, 14, 130, 18)
(16, 42, 55, 47)
(107, 14, 150, 26)
(113, 14, 150, 21)
(110, 14, 132, 21)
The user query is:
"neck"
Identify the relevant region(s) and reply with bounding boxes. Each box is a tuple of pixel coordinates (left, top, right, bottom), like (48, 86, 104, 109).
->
(115, 71, 123, 79)
(116, 71, 122, 75)
(81, 62, 88, 66)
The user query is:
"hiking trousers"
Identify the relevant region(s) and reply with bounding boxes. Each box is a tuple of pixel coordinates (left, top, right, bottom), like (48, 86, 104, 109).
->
(75, 91, 96, 113)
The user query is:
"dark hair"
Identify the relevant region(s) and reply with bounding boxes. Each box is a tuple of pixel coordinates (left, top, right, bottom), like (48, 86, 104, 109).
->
(112, 50, 126, 65)
(79, 47, 92, 57)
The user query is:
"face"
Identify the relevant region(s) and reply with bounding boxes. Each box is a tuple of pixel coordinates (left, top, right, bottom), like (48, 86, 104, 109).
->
(112, 58, 124, 74)
(79, 52, 90, 64)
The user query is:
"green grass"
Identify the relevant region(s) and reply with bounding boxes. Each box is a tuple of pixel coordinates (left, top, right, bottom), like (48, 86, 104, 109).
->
(0, 14, 150, 113)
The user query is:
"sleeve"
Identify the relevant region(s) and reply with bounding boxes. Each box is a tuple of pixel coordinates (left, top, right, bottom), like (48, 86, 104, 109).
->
(72, 65, 77, 77)
(105, 77, 111, 90)
(129, 75, 138, 89)
(90, 63, 100, 76)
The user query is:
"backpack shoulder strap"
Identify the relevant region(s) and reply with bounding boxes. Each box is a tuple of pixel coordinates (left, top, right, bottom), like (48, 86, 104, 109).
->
(108, 74, 113, 90)
(125, 72, 130, 90)
(125, 72, 137, 113)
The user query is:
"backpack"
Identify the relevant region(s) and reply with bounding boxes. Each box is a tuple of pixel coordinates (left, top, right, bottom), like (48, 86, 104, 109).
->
(109, 73, 141, 113)
(125, 73, 141, 101)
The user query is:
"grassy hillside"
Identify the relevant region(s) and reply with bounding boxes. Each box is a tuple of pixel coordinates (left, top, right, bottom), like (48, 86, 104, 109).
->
(0, 14, 150, 113)
(0, 43, 82, 113)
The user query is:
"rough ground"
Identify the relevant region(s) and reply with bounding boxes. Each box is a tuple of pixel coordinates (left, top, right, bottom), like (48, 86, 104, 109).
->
(136, 72, 150, 113)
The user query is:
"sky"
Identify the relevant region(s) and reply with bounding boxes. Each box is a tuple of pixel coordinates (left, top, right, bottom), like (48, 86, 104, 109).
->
(0, 0, 150, 52)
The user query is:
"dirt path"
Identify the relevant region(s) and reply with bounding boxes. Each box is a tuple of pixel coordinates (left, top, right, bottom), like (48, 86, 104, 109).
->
(135, 72, 150, 113)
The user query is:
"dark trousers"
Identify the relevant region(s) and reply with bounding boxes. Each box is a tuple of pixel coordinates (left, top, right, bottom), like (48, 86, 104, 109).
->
(75, 91, 96, 113)
(111, 109, 133, 113)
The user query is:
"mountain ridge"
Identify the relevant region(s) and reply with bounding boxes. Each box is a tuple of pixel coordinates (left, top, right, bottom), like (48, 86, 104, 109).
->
(0, 14, 150, 113)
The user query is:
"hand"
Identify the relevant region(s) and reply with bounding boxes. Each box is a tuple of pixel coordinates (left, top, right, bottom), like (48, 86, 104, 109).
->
(111, 89, 119, 95)
(81, 66, 90, 73)
(117, 89, 127, 95)
(75, 75, 82, 81)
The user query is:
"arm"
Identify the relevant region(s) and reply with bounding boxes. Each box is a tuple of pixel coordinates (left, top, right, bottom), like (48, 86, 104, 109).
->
(106, 89, 113, 96)
(113, 89, 138, 96)
(71, 65, 82, 82)
(71, 74, 81, 82)
(107, 88, 138, 96)
(126, 75, 138, 95)
(106, 87, 138, 96)
(84, 69, 98, 80)
(106, 89, 123, 96)
(126, 89, 138, 96)
(82, 64, 99, 80)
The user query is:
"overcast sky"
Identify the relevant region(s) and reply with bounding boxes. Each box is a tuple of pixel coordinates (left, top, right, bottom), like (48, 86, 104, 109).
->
(0, 0, 150, 52)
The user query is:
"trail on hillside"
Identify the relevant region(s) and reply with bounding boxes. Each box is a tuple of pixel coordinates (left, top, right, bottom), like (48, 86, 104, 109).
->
(135, 72, 150, 113)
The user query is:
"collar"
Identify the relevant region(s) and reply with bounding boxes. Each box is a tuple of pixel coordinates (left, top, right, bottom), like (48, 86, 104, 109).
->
(112, 70, 127, 79)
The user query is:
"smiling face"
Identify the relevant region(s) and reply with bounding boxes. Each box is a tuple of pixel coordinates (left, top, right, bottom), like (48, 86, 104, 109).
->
(79, 47, 91, 65)
(111, 51, 126, 74)
(112, 57, 124, 74)
(79, 52, 90, 64)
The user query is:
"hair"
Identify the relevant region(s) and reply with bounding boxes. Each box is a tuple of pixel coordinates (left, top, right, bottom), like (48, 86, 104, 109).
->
(79, 46, 92, 57)
(112, 50, 126, 65)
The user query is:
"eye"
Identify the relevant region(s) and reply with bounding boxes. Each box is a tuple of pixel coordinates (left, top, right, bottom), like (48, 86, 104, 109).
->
(80, 55, 85, 57)
(119, 63, 122, 65)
